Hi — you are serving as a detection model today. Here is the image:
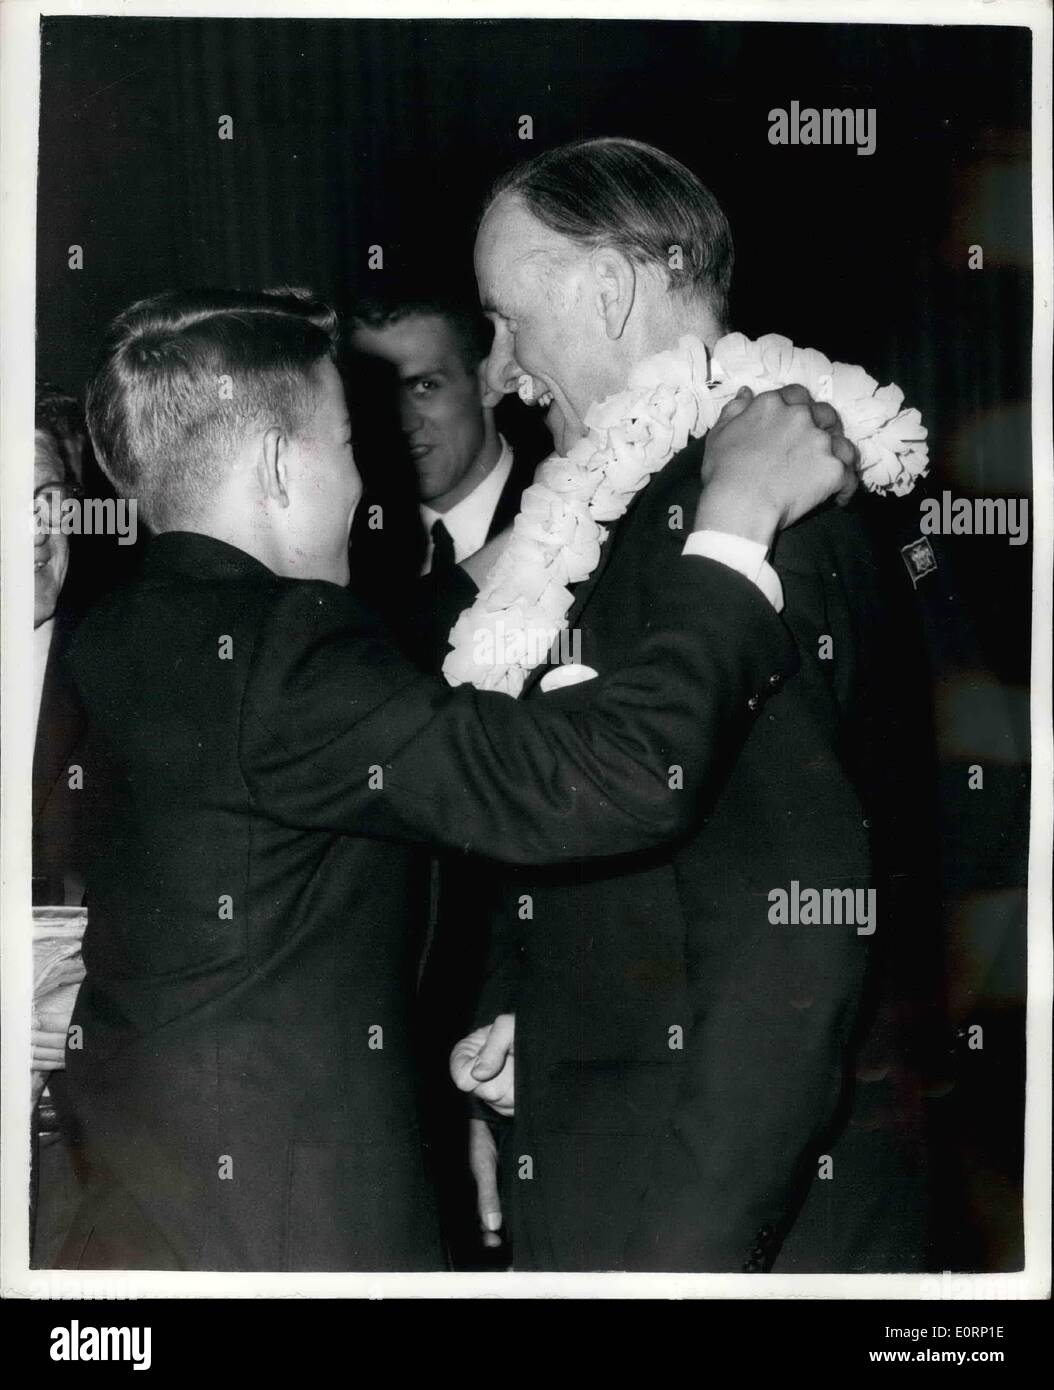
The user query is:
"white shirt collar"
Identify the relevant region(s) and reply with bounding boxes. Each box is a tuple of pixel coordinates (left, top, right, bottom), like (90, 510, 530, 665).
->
(34, 616, 56, 735)
(420, 435, 513, 573)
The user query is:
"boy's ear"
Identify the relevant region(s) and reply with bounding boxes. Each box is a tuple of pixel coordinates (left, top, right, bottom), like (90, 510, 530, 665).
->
(257, 427, 291, 508)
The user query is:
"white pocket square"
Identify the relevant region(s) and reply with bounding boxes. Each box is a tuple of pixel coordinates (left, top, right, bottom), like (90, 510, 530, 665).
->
(539, 663, 599, 693)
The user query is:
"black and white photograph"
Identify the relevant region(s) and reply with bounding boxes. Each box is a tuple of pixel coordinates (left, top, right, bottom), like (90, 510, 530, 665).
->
(1, 0, 1050, 1346)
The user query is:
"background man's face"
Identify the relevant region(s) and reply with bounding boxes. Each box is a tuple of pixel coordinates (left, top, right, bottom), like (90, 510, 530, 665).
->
(350, 315, 487, 507)
(34, 432, 71, 628)
(475, 195, 612, 456)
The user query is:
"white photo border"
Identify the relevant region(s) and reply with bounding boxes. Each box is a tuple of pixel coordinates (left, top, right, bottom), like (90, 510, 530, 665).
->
(2, 0, 1050, 1302)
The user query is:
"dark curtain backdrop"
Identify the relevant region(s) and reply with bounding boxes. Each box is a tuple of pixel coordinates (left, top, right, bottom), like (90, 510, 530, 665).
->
(37, 16, 1032, 1270)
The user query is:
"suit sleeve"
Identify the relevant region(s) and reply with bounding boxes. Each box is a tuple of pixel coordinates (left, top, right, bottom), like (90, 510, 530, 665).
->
(402, 565, 480, 672)
(239, 557, 798, 867)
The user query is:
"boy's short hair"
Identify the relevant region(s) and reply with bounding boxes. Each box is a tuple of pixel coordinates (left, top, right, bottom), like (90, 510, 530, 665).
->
(86, 288, 339, 531)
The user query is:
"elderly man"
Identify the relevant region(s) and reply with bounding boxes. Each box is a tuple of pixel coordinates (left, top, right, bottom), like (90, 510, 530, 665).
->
(453, 137, 929, 1273)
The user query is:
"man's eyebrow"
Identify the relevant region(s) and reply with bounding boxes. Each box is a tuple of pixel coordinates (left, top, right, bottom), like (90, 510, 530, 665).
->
(402, 367, 447, 385)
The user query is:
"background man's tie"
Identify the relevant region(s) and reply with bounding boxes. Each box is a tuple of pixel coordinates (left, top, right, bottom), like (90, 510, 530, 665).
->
(430, 518, 456, 575)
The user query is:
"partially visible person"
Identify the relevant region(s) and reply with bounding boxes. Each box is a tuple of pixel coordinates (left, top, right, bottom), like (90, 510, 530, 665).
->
(346, 291, 543, 1266)
(349, 294, 535, 574)
(34, 386, 88, 489)
(31, 387, 94, 1267)
(344, 291, 550, 664)
(33, 392, 94, 907)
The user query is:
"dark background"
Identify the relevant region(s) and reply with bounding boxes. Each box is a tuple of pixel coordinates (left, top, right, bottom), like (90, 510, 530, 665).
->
(36, 16, 1032, 1271)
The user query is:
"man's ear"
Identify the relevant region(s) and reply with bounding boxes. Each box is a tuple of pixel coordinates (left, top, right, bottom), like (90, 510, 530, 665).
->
(590, 246, 636, 340)
(476, 359, 503, 410)
(256, 426, 291, 509)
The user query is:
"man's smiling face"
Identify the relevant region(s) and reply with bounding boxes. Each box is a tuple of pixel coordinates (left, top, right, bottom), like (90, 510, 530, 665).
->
(349, 313, 489, 509)
(475, 194, 617, 456)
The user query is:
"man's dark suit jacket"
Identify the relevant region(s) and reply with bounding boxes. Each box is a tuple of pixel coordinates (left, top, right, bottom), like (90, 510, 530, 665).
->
(481, 442, 538, 547)
(61, 528, 796, 1271)
(476, 438, 924, 1273)
(32, 603, 98, 1270)
(33, 608, 92, 906)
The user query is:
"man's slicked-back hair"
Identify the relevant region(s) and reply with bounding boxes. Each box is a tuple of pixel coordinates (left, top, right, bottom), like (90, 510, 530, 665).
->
(348, 291, 493, 373)
(486, 137, 734, 322)
(86, 287, 340, 531)
(35, 382, 86, 485)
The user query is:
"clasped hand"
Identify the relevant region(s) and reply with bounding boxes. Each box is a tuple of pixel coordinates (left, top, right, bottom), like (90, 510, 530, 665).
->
(449, 1013, 515, 1247)
(696, 383, 860, 544)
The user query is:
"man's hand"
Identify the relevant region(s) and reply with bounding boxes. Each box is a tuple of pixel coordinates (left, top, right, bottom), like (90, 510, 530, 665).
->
(695, 384, 859, 548)
(451, 1015, 516, 1249)
(31, 1024, 67, 1073)
(449, 1012, 515, 1117)
(468, 1117, 503, 1248)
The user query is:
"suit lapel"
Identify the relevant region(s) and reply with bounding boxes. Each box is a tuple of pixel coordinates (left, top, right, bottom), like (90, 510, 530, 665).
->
(33, 611, 86, 820)
(520, 439, 705, 698)
(486, 448, 536, 542)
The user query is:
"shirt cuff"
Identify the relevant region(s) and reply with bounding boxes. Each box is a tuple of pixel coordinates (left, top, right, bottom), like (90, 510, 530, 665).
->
(683, 530, 784, 612)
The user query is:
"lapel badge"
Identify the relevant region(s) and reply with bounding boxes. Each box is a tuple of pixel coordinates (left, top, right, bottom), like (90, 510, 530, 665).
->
(900, 536, 938, 586)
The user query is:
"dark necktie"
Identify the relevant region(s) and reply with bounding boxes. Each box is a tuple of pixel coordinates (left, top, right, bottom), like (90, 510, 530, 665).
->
(430, 518, 456, 575)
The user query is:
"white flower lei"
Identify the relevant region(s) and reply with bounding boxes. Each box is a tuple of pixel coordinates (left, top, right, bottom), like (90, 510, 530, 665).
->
(442, 331, 929, 696)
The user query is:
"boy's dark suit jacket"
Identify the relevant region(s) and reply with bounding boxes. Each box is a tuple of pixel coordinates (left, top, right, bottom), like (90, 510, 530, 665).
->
(61, 528, 796, 1271)
(478, 437, 929, 1272)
